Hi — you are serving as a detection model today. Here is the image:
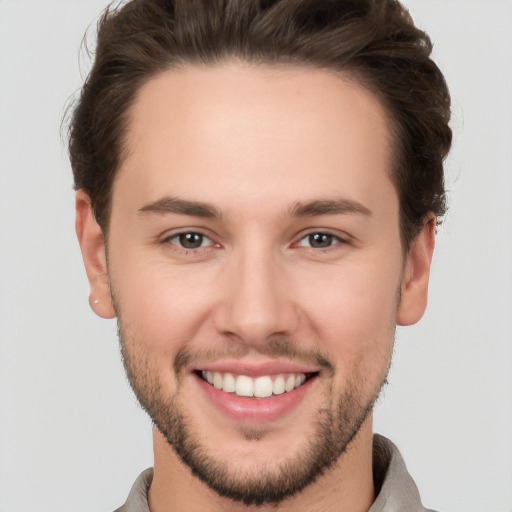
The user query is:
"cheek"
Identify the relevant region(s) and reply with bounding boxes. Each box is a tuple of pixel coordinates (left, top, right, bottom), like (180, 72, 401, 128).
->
(110, 255, 218, 354)
(297, 260, 400, 369)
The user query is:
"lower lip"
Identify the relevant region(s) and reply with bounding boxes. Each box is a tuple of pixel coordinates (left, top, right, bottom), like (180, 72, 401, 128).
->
(194, 374, 315, 424)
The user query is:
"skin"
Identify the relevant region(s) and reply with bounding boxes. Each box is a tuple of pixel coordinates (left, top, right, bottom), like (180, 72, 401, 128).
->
(76, 63, 435, 512)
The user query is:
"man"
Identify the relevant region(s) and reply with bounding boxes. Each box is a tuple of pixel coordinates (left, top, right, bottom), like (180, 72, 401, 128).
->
(70, 0, 451, 510)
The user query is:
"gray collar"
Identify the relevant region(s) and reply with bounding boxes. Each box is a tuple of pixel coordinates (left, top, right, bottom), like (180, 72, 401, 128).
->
(369, 434, 437, 512)
(115, 435, 436, 512)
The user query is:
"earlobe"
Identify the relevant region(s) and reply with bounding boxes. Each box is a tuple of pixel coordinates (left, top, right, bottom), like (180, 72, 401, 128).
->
(75, 190, 116, 319)
(397, 215, 436, 326)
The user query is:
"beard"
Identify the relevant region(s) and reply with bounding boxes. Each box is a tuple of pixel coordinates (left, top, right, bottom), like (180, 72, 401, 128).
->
(118, 322, 391, 507)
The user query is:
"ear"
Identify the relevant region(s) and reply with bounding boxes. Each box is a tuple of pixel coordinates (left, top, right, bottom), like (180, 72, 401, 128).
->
(397, 215, 436, 326)
(75, 190, 116, 319)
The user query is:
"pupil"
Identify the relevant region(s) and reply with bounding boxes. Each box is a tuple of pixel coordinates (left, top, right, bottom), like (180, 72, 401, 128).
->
(310, 233, 332, 248)
(179, 233, 203, 249)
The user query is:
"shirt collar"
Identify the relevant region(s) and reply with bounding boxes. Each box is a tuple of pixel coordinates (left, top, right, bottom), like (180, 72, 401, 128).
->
(369, 434, 435, 512)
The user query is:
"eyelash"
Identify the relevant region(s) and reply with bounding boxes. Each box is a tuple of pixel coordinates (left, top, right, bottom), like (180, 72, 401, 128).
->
(162, 230, 348, 253)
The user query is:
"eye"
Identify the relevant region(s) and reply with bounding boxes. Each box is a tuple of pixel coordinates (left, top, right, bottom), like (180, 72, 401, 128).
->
(167, 232, 213, 250)
(297, 232, 343, 249)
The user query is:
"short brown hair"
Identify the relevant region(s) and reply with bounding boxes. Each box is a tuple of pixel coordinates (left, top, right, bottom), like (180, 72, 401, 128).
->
(69, 0, 452, 246)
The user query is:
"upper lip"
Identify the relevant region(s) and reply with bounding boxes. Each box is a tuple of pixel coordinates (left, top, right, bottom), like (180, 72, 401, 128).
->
(192, 359, 320, 377)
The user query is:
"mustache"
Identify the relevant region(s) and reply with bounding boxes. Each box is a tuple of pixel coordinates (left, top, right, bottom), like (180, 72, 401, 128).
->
(174, 337, 335, 377)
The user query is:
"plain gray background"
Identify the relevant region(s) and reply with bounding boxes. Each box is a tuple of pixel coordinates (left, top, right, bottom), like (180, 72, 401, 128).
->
(0, 1, 511, 511)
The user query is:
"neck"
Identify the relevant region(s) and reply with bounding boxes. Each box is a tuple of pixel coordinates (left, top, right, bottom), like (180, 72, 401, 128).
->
(148, 419, 375, 512)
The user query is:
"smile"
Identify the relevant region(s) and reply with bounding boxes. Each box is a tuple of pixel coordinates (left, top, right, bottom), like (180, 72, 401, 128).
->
(200, 371, 312, 398)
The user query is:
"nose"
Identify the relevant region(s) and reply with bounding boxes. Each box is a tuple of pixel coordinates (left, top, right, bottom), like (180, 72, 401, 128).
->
(213, 245, 299, 347)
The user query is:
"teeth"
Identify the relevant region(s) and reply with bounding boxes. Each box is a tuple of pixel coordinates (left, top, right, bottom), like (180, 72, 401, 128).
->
(272, 375, 285, 395)
(285, 374, 295, 392)
(254, 376, 273, 398)
(223, 372, 236, 393)
(235, 375, 254, 397)
(295, 374, 306, 388)
(213, 372, 223, 389)
(200, 371, 309, 398)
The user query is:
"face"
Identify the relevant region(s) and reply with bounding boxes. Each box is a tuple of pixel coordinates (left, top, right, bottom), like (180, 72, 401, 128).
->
(77, 63, 434, 506)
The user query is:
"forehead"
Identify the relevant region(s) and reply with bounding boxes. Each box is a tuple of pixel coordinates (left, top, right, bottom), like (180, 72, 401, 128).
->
(116, 62, 396, 216)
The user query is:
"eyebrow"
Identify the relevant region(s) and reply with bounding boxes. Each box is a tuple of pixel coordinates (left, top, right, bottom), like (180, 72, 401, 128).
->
(289, 199, 372, 218)
(138, 196, 372, 220)
(138, 196, 221, 219)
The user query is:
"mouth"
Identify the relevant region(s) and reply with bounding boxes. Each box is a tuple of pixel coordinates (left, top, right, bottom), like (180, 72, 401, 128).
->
(191, 360, 322, 423)
(196, 370, 318, 398)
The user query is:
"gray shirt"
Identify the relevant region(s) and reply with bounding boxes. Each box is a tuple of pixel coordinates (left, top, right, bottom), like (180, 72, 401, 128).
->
(115, 434, 437, 512)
